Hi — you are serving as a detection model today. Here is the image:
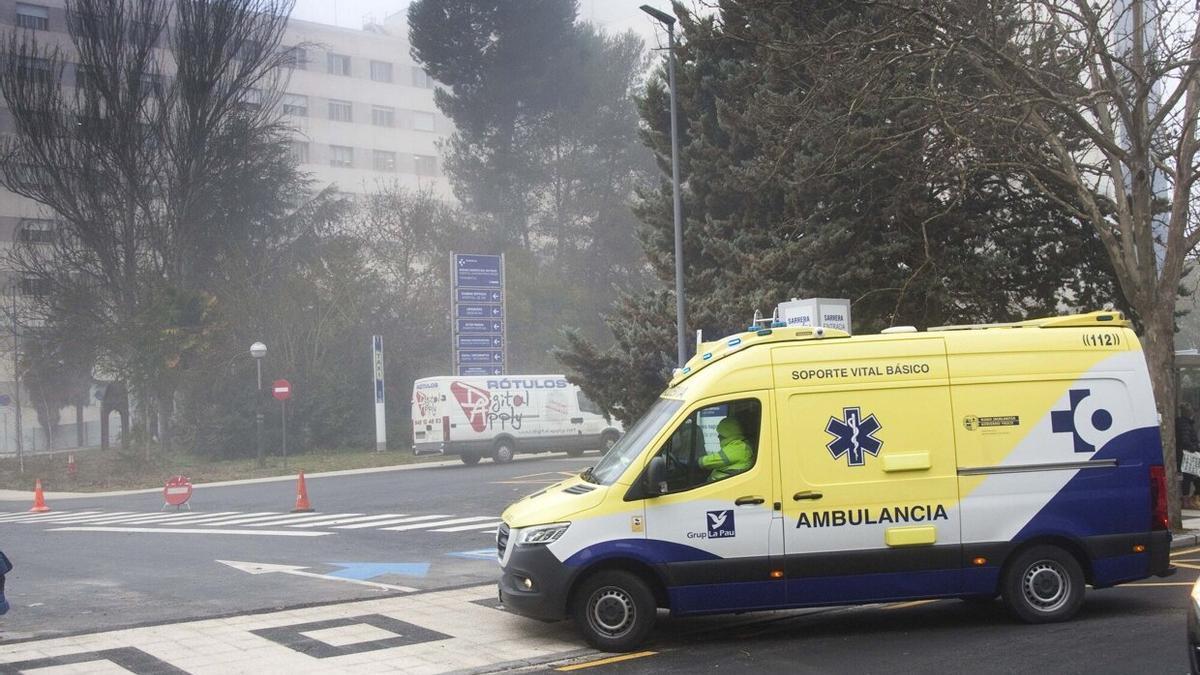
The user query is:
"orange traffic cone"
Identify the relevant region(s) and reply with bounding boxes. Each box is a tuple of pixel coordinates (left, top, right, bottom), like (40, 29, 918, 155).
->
(29, 479, 50, 513)
(291, 471, 313, 513)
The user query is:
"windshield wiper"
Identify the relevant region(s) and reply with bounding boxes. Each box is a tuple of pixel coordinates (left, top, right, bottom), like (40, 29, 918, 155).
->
(580, 466, 598, 484)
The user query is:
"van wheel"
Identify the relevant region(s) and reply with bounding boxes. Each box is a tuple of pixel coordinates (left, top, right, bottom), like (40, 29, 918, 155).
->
(1001, 545, 1085, 624)
(460, 452, 480, 466)
(571, 570, 656, 652)
(492, 440, 515, 464)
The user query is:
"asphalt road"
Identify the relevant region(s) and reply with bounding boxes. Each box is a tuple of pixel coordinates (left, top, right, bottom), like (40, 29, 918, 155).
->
(0, 453, 595, 639)
(0, 454, 1196, 674)
(546, 555, 1200, 674)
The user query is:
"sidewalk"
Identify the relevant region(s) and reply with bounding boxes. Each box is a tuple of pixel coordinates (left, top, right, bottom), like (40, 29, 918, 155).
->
(1175, 509, 1200, 548)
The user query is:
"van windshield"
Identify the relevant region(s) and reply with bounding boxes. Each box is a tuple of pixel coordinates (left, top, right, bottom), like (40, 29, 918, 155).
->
(586, 398, 683, 485)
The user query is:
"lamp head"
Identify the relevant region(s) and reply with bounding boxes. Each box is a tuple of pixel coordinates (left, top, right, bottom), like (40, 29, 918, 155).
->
(640, 4, 676, 27)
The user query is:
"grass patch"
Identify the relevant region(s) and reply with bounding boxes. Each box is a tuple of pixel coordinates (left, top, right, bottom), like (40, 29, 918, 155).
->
(0, 446, 440, 492)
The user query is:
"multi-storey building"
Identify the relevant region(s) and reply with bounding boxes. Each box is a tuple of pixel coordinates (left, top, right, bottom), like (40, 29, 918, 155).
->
(0, 1, 452, 453)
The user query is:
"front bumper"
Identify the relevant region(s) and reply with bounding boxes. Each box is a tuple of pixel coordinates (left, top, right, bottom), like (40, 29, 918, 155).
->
(498, 538, 574, 622)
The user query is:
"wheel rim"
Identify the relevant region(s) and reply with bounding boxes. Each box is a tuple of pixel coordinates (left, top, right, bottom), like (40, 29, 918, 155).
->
(604, 436, 616, 450)
(1021, 559, 1071, 613)
(586, 586, 635, 639)
(498, 445, 512, 460)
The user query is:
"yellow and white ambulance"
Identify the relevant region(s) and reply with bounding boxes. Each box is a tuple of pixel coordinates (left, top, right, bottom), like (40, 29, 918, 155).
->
(497, 311, 1172, 651)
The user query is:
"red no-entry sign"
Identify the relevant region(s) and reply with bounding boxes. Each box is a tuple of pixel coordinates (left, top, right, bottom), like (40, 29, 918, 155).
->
(272, 379, 291, 401)
(163, 475, 192, 507)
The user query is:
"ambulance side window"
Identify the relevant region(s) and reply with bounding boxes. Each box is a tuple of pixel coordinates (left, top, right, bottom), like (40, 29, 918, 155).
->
(651, 399, 760, 493)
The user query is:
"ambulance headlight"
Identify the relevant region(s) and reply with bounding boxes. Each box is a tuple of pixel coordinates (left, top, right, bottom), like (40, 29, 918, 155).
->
(517, 522, 570, 546)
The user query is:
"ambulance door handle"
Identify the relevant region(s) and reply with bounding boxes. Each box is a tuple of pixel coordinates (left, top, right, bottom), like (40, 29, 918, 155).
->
(735, 495, 765, 506)
(793, 491, 823, 501)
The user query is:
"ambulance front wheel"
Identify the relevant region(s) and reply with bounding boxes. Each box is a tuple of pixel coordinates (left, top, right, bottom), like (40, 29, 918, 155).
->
(460, 452, 481, 466)
(571, 570, 656, 652)
(493, 440, 515, 464)
(1001, 545, 1085, 624)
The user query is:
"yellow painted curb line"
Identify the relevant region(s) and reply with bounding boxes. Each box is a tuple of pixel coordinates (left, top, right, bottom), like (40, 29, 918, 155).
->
(557, 651, 658, 671)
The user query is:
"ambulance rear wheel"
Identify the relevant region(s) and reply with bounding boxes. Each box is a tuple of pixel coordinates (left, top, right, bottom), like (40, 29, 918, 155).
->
(1001, 545, 1085, 623)
(571, 570, 656, 652)
(492, 440, 515, 464)
(459, 452, 480, 466)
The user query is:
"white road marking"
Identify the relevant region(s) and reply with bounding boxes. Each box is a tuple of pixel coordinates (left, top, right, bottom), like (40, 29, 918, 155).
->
(244, 513, 363, 527)
(57, 512, 186, 525)
(0, 510, 106, 523)
(288, 513, 407, 528)
(431, 521, 506, 533)
(50, 526, 332, 537)
(382, 516, 497, 531)
(101, 511, 240, 525)
(181, 512, 290, 526)
(216, 559, 416, 592)
(171, 511, 281, 525)
(334, 514, 451, 529)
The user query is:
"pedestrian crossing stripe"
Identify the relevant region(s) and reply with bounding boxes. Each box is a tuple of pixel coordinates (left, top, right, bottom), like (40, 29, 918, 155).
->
(0, 510, 503, 535)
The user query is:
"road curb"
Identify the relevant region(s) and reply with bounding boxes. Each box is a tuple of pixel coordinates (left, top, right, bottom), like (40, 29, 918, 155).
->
(1173, 532, 1200, 549)
(0, 453, 591, 501)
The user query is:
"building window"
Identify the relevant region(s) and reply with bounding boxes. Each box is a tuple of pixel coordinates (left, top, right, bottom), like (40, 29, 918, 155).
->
(282, 93, 308, 116)
(20, 276, 50, 296)
(288, 141, 309, 164)
(373, 150, 396, 172)
(370, 60, 393, 83)
(412, 111, 436, 132)
(411, 66, 434, 89)
(414, 154, 437, 176)
(237, 88, 262, 111)
(328, 99, 352, 122)
(16, 56, 52, 85)
(284, 46, 307, 70)
(16, 3, 49, 31)
(17, 218, 54, 244)
(330, 145, 353, 168)
(371, 105, 395, 128)
(327, 53, 351, 76)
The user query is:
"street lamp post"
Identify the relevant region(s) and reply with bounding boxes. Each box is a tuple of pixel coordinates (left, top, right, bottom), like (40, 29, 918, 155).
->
(641, 4, 687, 367)
(250, 341, 266, 468)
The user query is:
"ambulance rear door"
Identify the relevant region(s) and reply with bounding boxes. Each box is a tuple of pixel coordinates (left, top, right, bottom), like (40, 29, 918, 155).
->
(772, 337, 962, 605)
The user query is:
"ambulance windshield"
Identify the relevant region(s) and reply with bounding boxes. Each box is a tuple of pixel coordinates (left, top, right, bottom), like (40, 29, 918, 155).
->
(587, 398, 683, 485)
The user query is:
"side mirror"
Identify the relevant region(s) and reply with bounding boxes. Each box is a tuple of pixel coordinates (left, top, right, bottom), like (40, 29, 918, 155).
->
(646, 456, 668, 497)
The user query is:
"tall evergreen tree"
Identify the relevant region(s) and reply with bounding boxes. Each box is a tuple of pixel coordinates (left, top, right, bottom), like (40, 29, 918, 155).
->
(408, 0, 652, 370)
(558, 0, 1124, 421)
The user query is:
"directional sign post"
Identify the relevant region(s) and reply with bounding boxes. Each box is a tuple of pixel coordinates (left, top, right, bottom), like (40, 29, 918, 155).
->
(450, 253, 506, 376)
(372, 336, 385, 452)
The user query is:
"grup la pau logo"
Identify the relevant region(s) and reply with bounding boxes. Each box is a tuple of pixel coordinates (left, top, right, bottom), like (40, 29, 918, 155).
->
(706, 509, 736, 539)
(825, 406, 884, 467)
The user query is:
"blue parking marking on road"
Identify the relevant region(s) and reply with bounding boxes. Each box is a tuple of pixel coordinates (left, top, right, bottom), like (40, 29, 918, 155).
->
(448, 549, 497, 561)
(325, 562, 430, 580)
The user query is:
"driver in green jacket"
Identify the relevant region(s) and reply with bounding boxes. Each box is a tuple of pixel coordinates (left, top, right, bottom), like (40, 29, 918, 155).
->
(700, 417, 754, 482)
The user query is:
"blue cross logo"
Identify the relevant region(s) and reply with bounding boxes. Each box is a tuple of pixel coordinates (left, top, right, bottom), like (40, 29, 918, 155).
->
(1050, 389, 1112, 453)
(826, 407, 883, 467)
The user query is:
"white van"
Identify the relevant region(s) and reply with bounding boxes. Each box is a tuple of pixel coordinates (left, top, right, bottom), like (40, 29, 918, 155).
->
(411, 375, 623, 465)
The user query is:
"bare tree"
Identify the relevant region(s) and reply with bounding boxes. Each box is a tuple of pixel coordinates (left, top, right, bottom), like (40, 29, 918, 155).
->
(0, 0, 299, 458)
(812, 0, 1200, 524)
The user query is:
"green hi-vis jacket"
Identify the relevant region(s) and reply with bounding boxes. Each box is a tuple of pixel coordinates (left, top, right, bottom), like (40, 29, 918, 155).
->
(700, 418, 753, 481)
